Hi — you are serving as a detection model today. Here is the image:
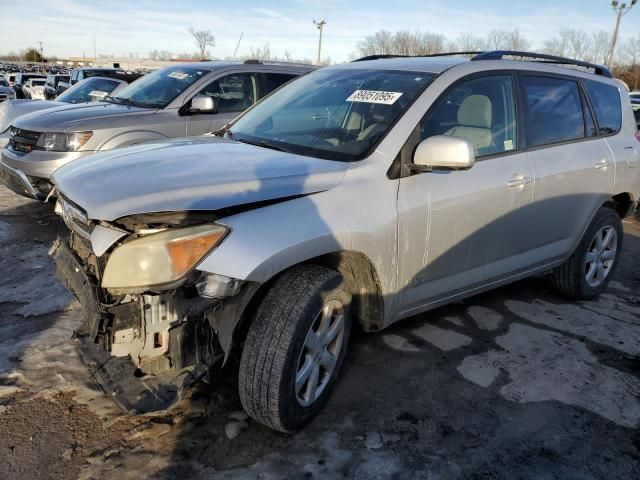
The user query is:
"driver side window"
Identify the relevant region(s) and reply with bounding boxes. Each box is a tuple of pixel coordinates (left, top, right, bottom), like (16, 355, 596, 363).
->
(420, 75, 518, 157)
(198, 73, 258, 114)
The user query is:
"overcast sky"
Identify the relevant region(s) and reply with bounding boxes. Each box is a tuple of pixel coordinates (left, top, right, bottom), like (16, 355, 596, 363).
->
(0, 0, 638, 61)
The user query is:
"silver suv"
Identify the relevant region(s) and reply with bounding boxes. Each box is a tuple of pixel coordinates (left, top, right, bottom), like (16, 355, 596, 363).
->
(0, 61, 314, 199)
(50, 51, 640, 432)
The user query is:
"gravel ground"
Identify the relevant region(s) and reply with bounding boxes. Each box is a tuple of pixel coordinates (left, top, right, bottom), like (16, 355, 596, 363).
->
(1, 183, 640, 479)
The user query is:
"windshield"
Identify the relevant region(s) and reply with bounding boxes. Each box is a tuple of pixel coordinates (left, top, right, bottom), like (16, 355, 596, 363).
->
(0, 78, 7, 86)
(30, 80, 46, 87)
(229, 69, 434, 161)
(57, 77, 121, 104)
(105, 66, 208, 109)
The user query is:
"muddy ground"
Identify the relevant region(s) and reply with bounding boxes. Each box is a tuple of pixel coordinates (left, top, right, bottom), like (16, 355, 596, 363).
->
(1, 183, 640, 479)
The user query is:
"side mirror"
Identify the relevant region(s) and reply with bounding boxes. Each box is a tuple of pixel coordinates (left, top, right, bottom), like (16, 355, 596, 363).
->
(413, 135, 475, 172)
(88, 90, 108, 102)
(189, 94, 215, 114)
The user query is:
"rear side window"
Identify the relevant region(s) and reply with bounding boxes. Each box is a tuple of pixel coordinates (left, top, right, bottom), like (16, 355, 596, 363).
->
(259, 73, 297, 98)
(584, 80, 622, 135)
(523, 76, 585, 147)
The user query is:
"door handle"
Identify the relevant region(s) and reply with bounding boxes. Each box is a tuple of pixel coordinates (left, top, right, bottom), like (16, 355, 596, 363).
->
(507, 175, 532, 188)
(594, 158, 612, 169)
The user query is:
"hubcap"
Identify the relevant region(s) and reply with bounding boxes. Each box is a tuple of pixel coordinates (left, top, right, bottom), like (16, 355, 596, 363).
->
(585, 225, 617, 288)
(295, 299, 345, 407)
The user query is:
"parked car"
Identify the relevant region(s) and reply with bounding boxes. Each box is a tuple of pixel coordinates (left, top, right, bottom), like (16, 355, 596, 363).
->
(0, 61, 314, 199)
(22, 78, 47, 100)
(44, 74, 71, 100)
(13, 73, 46, 99)
(55, 67, 143, 94)
(5, 73, 17, 87)
(630, 91, 640, 101)
(0, 77, 134, 150)
(632, 98, 640, 129)
(0, 77, 16, 102)
(47, 51, 640, 432)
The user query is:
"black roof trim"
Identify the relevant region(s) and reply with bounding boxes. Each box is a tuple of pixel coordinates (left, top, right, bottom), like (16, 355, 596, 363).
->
(471, 51, 612, 77)
(352, 52, 482, 62)
(352, 50, 612, 78)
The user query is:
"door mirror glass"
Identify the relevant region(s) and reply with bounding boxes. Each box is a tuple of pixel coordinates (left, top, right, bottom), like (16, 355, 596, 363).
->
(88, 90, 108, 102)
(413, 135, 475, 170)
(189, 94, 215, 113)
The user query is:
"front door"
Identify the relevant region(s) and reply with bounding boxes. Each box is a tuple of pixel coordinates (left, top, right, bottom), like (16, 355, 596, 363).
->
(395, 73, 535, 318)
(186, 72, 259, 135)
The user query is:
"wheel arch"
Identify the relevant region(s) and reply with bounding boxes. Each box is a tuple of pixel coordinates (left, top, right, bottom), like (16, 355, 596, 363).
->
(604, 192, 635, 219)
(231, 249, 385, 354)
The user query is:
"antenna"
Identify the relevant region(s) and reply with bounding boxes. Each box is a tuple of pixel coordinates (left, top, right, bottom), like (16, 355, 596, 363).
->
(232, 32, 244, 62)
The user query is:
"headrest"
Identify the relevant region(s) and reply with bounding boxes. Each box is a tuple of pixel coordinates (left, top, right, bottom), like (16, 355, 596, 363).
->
(457, 95, 492, 129)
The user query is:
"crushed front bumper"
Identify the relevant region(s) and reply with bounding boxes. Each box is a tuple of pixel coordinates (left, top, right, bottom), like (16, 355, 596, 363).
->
(0, 159, 42, 199)
(49, 239, 218, 413)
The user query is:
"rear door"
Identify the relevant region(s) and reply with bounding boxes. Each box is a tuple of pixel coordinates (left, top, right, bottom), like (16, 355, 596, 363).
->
(518, 74, 614, 266)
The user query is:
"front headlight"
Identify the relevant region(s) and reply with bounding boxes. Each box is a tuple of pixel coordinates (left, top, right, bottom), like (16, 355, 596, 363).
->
(101, 224, 228, 289)
(35, 131, 92, 152)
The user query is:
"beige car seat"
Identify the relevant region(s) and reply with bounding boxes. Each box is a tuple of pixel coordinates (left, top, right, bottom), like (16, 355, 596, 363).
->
(445, 95, 493, 150)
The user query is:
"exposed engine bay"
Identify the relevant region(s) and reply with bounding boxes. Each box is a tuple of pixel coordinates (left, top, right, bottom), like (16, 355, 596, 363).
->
(49, 197, 258, 413)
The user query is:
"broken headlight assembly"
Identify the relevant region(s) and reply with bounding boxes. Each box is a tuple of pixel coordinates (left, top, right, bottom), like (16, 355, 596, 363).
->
(35, 131, 93, 152)
(101, 223, 229, 289)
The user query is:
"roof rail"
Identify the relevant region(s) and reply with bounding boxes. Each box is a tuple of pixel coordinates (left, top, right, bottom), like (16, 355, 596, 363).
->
(471, 51, 612, 78)
(352, 52, 482, 62)
(243, 59, 316, 68)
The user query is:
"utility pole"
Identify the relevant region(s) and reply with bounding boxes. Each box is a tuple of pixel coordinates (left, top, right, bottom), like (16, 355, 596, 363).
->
(38, 41, 44, 73)
(313, 18, 327, 65)
(606, 0, 637, 68)
(93, 35, 97, 64)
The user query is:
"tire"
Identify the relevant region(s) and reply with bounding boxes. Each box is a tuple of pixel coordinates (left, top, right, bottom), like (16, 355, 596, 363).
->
(552, 207, 623, 300)
(238, 265, 352, 432)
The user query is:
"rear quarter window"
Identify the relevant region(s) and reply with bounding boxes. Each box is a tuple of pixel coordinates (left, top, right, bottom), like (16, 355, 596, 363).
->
(584, 80, 622, 135)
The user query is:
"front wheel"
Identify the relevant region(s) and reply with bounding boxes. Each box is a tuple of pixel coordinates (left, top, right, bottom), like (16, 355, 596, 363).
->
(552, 207, 623, 299)
(238, 265, 352, 432)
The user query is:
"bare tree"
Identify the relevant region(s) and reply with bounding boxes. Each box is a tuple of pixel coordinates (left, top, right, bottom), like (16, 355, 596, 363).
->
(486, 29, 509, 50)
(189, 27, 215, 58)
(249, 42, 272, 61)
(356, 30, 446, 57)
(621, 33, 640, 90)
(590, 31, 611, 65)
(450, 34, 488, 55)
(486, 29, 530, 51)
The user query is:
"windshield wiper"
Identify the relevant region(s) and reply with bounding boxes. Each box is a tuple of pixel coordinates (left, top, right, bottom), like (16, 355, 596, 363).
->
(213, 125, 238, 141)
(105, 95, 138, 107)
(238, 138, 293, 154)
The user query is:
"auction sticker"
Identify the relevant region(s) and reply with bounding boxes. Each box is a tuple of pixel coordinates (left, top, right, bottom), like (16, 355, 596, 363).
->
(346, 90, 403, 105)
(168, 72, 189, 80)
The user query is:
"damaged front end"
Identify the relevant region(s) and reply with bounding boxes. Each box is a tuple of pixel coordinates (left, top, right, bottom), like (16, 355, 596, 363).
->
(50, 196, 256, 413)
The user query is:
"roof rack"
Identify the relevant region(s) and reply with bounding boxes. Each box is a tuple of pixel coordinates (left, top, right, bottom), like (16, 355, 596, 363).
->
(351, 50, 611, 78)
(471, 51, 612, 77)
(243, 59, 315, 68)
(352, 52, 482, 62)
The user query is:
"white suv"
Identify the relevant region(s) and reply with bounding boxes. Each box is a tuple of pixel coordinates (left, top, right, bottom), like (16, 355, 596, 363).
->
(50, 51, 640, 432)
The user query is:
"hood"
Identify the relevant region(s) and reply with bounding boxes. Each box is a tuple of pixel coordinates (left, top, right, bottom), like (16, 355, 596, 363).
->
(12, 102, 154, 132)
(53, 136, 348, 221)
(0, 86, 14, 94)
(0, 99, 66, 131)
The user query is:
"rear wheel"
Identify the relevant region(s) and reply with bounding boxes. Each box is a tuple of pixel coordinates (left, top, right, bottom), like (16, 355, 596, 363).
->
(552, 207, 622, 299)
(238, 265, 352, 432)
